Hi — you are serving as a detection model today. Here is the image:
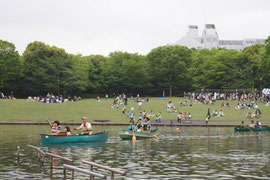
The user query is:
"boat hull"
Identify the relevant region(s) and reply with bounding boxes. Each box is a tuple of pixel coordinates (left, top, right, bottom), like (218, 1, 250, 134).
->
(234, 126, 270, 132)
(41, 131, 108, 144)
(119, 129, 160, 140)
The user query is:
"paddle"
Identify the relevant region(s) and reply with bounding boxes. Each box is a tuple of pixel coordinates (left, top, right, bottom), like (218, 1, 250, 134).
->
(132, 129, 136, 142)
(144, 130, 159, 139)
(246, 125, 254, 132)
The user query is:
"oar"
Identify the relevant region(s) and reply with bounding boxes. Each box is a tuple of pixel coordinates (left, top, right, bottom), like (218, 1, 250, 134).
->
(132, 129, 136, 142)
(246, 125, 254, 132)
(144, 130, 159, 139)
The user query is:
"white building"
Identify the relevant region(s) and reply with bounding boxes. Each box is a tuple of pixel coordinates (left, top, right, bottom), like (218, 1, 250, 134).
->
(171, 24, 265, 51)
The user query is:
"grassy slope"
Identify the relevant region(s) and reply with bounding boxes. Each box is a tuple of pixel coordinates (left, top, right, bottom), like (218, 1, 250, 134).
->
(0, 98, 269, 125)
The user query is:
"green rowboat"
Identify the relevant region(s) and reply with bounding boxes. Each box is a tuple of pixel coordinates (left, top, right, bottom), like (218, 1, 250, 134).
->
(119, 129, 160, 140)
(234, 126, 270, 132)
(41, 131, 108, 144)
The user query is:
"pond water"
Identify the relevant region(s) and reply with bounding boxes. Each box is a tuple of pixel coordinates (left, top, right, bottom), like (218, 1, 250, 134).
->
(0, 125, 270, 179)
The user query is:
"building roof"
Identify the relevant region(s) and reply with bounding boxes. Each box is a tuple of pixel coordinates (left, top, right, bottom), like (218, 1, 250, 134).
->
(219, 40, 243, 46)
(189, 25, 198, 29)
(205, 24, 215, 29)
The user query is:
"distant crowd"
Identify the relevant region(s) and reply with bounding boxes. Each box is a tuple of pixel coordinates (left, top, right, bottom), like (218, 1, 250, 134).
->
(184, 90, 268, 103)
(27, 94, 81, 103)
(0, 91, 16, 99)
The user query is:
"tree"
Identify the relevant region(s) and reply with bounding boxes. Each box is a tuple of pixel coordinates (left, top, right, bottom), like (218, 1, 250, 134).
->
(0, 40, 22, 95)
(147, 45, 192, 96)
(22, 41, 89, 96)
(99, 51, 151, 95)
(241, 44, 264, 89)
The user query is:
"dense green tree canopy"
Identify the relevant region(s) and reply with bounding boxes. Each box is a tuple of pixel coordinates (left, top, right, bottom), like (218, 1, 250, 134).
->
(0, 40, 22, 93)
(1, 37, 270, 97)
(147, 45, 192, 96)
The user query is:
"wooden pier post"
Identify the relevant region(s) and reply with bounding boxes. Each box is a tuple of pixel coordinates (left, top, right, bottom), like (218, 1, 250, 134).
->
(16, 146, 20, 162)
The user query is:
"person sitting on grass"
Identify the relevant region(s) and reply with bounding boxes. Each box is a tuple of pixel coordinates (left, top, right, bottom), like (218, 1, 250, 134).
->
(218, 110, 225, 117)
(73, 117, 92, 135)
(187, 113, 192, 119)
(246, 112, 252, 119)
(212, 110, 218, 116)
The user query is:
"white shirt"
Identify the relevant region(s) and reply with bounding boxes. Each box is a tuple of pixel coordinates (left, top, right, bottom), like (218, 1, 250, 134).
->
(79, 122, 92, 130)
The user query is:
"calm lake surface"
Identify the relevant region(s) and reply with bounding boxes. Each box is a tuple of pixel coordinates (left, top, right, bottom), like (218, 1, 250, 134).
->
(0, 125, 270, 179)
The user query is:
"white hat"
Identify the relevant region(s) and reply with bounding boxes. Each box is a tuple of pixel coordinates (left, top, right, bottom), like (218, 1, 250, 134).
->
(81, 117, 88, 120)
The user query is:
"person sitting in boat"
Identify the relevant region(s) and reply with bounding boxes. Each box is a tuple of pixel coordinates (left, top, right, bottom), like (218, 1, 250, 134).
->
(143, 117, 151, 131)
(65, 126, 72, 135)
(249, 120, 256, 128)
(240, 121, 245, 127)
(255, 120, 262, 128)
(46, 120, 61, 135)
(128, 121, 137, 131)
(73, 117, 92, 135)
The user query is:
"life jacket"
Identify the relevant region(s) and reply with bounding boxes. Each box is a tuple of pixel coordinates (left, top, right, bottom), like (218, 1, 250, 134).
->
(51, 126, 59, 135)
(82, 123, 92, 132)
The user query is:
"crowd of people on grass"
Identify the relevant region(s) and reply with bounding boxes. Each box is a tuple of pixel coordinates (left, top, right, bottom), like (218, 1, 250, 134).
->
(0, 91, 16, 99)
(28, 94, 81, 103)
(235, 103, 258, 110)
(184, 90, 268, 103)
(211, 109, 226, 117)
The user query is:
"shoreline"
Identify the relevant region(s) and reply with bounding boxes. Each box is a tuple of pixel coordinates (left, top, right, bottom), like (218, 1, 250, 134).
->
(0, 122, 243, 127)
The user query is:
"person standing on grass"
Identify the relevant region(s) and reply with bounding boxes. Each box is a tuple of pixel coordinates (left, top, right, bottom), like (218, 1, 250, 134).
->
(158, 112, 161, 123)
(177, 112, 182, 123)
(205, 115, 210, 125)
(138, 101, 142, 110)
(122, 106, 126, 114)
(130, 112, 135, 122)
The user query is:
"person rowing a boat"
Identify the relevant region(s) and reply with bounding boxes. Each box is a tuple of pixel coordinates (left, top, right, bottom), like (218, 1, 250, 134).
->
(249, 120, 256, 128)
(73, 117, 92, 135)
(46, 120, 61, 135)
(143, 116, 151, 131)
(255, 120, 262, 128)
(240, 121, 245, 127)
(128, 120, 137, 131)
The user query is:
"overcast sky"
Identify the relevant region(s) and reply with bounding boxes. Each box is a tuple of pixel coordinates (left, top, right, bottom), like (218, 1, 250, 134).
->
(0, 0, 269, 56)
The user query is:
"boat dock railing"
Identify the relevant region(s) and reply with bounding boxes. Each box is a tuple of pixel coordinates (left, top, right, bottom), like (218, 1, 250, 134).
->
(46, 152, 73, 175)
(63, 164, 106, 180)
(82, 160, 127, 180)
(27, 144, 46, 164)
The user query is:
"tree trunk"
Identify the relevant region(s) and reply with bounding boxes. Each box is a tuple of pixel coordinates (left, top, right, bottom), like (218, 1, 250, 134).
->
(169, 82, 172, 97)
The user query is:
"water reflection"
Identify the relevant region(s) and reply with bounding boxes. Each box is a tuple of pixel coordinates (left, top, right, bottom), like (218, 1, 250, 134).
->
(1, 125, 270, 179)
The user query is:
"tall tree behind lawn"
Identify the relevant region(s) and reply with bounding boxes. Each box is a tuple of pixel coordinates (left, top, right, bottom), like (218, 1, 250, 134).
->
(0, 40, 22, 94)
(22, 41, 89, 96)
(259, 36, 270, 88)
(100, 51, 151, 95)
(147, 45, 192, 96)
(189, 48, 243, 89)
(83, 55, 107, 94)
(241, 44, 264, 89)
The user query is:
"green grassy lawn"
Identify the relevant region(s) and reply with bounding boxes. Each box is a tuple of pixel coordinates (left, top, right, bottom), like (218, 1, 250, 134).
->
(0, 98, 269, 125)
